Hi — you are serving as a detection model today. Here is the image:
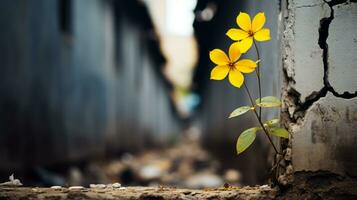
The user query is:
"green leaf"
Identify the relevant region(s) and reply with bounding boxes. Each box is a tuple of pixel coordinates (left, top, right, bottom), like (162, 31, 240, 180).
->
(270, 127, 289, 138)
(264, 118, 280, 127)
(229, 106, 253, 118)
(236, 127, 259, 155)
(256, 96, 281, 108)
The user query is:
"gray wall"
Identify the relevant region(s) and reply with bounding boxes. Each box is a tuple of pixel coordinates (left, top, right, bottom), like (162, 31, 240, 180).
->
(0, 0, 179, 170)
(281, 0, 357, 177)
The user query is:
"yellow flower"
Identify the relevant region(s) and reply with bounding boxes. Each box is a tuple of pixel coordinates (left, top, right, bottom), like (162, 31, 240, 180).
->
(209, 43, 257, 88)
(226, 12, 271, 53)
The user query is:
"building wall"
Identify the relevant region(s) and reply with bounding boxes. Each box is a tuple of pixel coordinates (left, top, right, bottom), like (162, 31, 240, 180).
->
(0, 0, 179, 170)
(281, 0, 357, 176)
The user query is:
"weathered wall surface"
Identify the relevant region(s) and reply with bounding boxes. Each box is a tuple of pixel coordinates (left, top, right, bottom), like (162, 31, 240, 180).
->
(0, 0, 179, 170)
(281, 0, 357, 177)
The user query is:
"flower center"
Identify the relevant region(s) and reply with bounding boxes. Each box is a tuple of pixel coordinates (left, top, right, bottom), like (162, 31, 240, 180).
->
(228, 62, 235, 70)
(248, 30, 254, 36)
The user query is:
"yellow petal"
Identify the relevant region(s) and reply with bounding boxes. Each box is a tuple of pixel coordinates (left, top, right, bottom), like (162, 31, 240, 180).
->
(252, 12, 266, 33)
(210, 65, 229, 80)
(209, 49, 229, 65)
(235, 37, 253, 53)
(235, 59, 257, 73)
(228, 69, 244, 88)
(226, 28, 249, 41)
(236, 12, 251, 32)
(254, 28, 271, 41)
(229, 43, 241, 62)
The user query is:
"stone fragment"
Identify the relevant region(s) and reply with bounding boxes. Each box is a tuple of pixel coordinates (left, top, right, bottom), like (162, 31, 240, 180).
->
(50, 186, 63, 190)
(112, 183, 121, 188)
(89, 184, 106, 189)
(69, 186, 84, 190)
(0, 174, 23, 186)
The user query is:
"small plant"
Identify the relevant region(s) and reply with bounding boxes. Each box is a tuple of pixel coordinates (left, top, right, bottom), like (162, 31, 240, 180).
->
(209, 12, 288, 156)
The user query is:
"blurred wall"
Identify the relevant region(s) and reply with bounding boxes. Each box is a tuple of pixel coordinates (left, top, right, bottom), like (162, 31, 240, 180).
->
(0, 0, 180, 170)
(193, 0, 281, 185)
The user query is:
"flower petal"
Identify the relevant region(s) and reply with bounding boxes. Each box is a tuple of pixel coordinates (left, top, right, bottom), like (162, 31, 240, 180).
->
(229, 69, 244, 88)
(235, 59, 257, 73)
(236, 12, 251, 32)
(226, 28, 249, 41)
(229, 42, 241, 62)
(209, 49, 229, 65)
(252, 12, 266, 33)
(254, 28, 271, 41)
(235, 37, 253, 53)
(210, 65, 229, 80)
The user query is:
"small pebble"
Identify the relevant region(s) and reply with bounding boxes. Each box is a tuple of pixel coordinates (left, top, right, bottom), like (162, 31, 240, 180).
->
(112, 183, 121, 188)
(89, 184, 106, 189)
(51, 186, 63, 190)
(69, 186, 84, 190)
(259, 184, 270, 190)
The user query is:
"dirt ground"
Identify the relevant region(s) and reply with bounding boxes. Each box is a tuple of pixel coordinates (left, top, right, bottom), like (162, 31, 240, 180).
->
(276, 171, 357, 200)
(1, 171, 357, 200)
(0, 185, 276, 200)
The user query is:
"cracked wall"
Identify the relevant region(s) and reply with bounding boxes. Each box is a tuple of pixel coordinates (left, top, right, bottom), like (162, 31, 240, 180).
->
(281, 0, 357, 177)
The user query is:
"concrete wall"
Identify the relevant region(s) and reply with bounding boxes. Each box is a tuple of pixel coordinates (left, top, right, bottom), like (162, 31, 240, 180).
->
(281, 0, 357, 177)
(0, 0, 179, 170)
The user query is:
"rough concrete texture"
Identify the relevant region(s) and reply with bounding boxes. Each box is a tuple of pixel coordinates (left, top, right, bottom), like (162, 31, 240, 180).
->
(328, 3, 357, 94)
(281, 0, 357, 179)
(0, 186, 277, 200)
(292, 93, 357, 175)
(291, 0, 327, 102)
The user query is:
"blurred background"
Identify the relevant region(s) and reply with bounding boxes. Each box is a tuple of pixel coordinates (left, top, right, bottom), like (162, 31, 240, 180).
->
(0, 0, 281, 187)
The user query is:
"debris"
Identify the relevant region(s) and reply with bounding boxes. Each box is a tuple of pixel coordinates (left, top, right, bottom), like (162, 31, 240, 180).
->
(259, 184, 270, 190)
(69, 186, 84, 190)
(0, 174, 23, 186)
(50, 186, 63, 190)
(7, 135, 241, 188)
(112, 183, 121, 188)
(99, 136, 241, 187)
(105, 183, 121, 188)
(89, 184, 106, 189)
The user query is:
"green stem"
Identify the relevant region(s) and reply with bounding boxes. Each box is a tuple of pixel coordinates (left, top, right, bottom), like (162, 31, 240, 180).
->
(243, 83, 280, 155)
(253, 41, 262, 121)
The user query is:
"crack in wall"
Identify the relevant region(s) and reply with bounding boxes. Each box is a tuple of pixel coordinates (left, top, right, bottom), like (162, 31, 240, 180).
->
(277, 0, 356, 185)
(319, 0, 357, 99)
(285, 0, 356, 122)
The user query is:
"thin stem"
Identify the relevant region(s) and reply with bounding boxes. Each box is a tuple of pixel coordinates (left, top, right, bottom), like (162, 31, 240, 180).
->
(243, 83, 280, 155)
(253, 41, 262, 121)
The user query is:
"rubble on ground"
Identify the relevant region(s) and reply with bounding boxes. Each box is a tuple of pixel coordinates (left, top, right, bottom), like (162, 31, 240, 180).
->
(101, 136, 241, 188)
